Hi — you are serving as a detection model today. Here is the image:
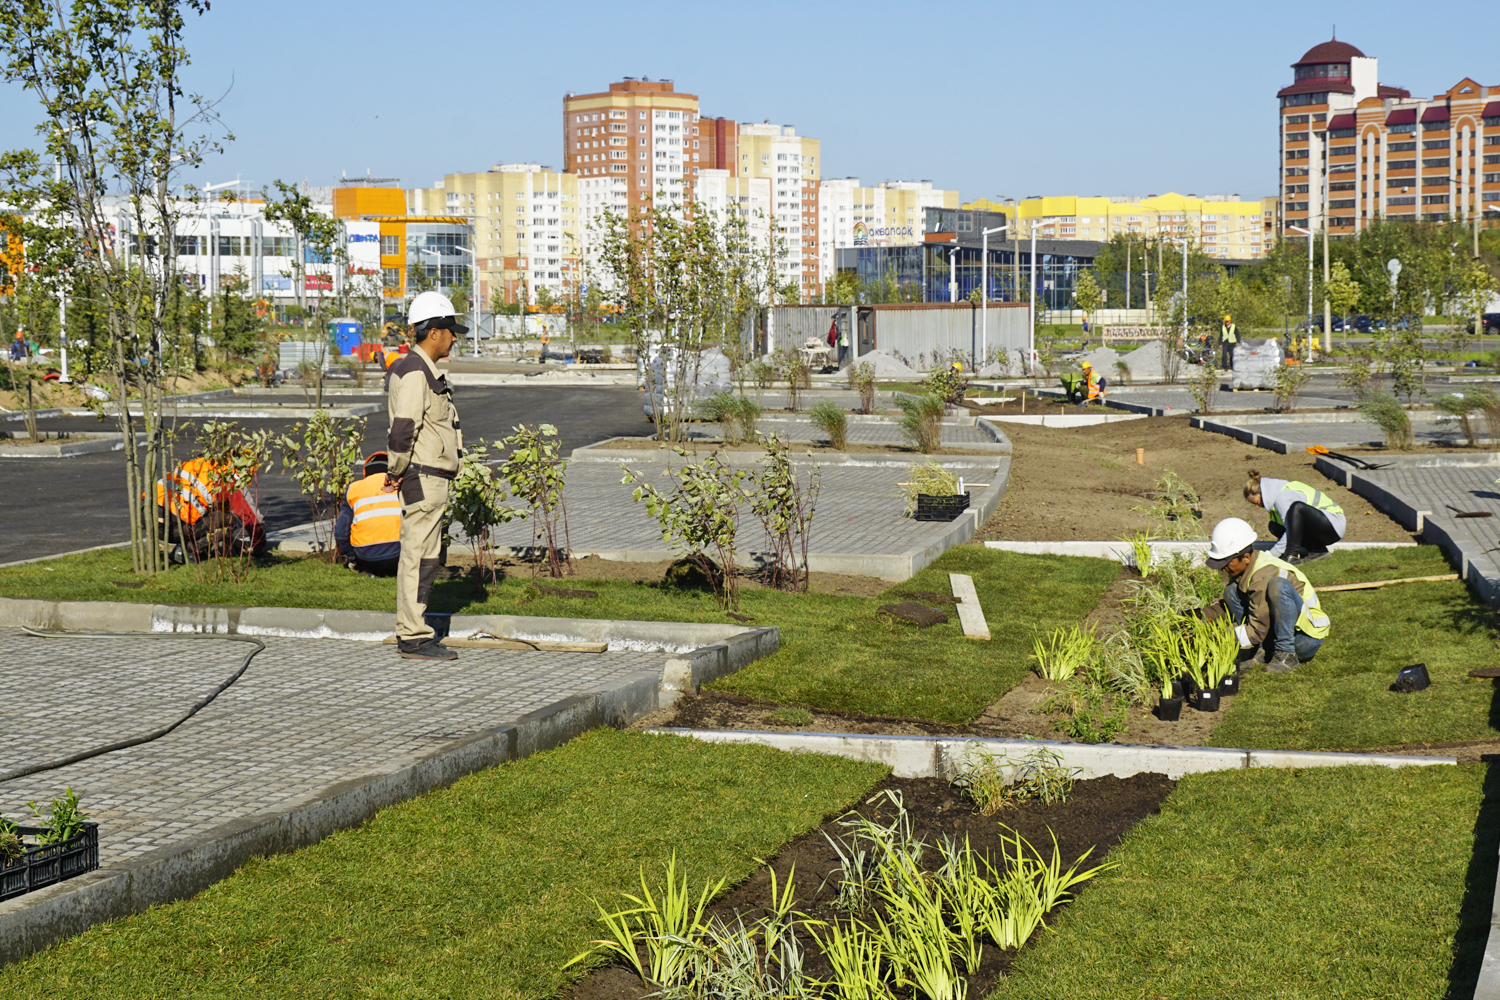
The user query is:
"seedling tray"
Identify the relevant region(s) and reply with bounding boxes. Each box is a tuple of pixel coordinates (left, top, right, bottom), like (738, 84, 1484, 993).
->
(914, 492, 971, 521)
(0, 822, 99, 901)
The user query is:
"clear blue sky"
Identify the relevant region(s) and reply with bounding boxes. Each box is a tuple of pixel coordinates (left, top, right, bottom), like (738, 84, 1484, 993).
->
(0, 0, 1493, 204)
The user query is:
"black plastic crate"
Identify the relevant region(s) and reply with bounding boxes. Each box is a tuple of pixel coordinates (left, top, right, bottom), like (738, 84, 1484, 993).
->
(0, 823, 99, 902)
(914, 492, 971, 521)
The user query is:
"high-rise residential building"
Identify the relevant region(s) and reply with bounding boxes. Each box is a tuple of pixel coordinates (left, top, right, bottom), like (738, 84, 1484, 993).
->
(985, 194, 1267, 259)
(1276, 38, 1500, 234)
(409, 164, 578, 306)
(737, 123, 821, 292)
(819, 179, 959, 279)
(697, 168, 773, 262)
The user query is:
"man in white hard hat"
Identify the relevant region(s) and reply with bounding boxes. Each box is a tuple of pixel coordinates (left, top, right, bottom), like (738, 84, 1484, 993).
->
(1203, 517, 1330, 673)
(384, 291, 466, 661)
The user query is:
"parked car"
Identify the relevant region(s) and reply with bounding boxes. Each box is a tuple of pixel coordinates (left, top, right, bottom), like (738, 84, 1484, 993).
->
(1470, 312, 1500, 336)
(1347, 314, 1385, 333)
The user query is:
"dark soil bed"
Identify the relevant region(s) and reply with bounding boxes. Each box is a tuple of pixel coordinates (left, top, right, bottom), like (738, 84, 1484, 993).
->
(563, 772, 1175, 1000)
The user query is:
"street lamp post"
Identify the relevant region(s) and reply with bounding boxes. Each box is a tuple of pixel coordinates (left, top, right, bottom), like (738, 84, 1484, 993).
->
(1288, 226, 1316, 363)
(947, 244, 958, 303)
(1029, 221, 1039, 373)
(980, 224, 1008, 369)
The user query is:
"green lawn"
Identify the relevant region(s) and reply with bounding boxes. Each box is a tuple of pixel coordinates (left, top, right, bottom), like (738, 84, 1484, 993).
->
(0, 546, 1119, 726)
(991, 763, 1492, 1000)
(1214, 547, 1500, 751)
(0, 730, 886, 1000)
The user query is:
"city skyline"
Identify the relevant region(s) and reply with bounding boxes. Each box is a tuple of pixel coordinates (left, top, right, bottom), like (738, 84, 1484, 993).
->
(0, 0, 1491, 207)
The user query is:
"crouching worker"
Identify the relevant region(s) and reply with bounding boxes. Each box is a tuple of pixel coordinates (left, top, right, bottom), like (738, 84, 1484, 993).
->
(1065, 360, 1107, 406)
(156, 456, 266, 564)
(1244, 471, 1345, 565)
(334, 451, 401, 575)
(1203, 516, 1330, 674)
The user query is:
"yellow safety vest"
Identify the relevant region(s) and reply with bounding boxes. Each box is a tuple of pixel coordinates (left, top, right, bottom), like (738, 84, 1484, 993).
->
(1246, 550, 1331, 640)
(1221, 322, 1238, 344)
(1267, 481, 1344, 527)
(345, 474, 402, 548)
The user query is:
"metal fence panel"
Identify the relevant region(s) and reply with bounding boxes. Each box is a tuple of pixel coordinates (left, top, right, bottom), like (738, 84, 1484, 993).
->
(868, 304, 1029, 369)
(766, 306, 839, 355)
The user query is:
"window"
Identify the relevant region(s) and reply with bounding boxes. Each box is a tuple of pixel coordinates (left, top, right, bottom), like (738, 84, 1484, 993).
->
(1423, 121, 1449, 132)
(1287, 149, 1309, 160)
(1285, 114, 1310, 125)
(1388, 159, 1416, 170)
(1423, 139, 1450, 150)
(217, 236, 243, 256)
(1423, 157, 1451, 168)
(1330, 127, 1356, 139)
(263, 236, 295, 257)
(1281, 92, 1328, 108)
(1422, 176, 1450, 186)
(379, 235, 399, 256)
(1330, 146, 1355, 156)
(1388, 141, 1417, 152)
(1485, 173, 1500, 184)
(1421, 194, 1450, 204)
(382, 267, 400, 287)
(1286, 131, 1309, 143)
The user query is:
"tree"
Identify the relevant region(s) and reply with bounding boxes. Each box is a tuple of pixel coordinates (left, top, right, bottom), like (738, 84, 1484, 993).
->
(0, 0, 229, 574)
(1325, 260, 1361, 348)
(262, 179, 343, 327)
(1072, 269, 1102, 331)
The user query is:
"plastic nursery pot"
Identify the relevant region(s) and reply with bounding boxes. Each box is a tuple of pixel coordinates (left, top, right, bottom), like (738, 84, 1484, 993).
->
(1156, 697, 1184, 722)
(1178, 671, 1200, 698)
(1171, 678, 1184, 699)
(1218, 674, 1240, 697)
(1197, 689, 1222, 713)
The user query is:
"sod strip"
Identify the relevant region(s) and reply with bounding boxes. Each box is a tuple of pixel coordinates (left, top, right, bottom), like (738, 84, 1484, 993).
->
(990, 764, 1490, 1000)
(0, 730, 887, 1000)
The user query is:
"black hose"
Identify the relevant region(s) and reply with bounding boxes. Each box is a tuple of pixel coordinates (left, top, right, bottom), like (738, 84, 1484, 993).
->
(0, 628, 267, 785)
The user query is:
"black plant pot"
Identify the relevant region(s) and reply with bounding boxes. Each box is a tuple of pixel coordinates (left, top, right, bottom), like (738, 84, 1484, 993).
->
(1171, 678, 1184, 699)
(1156, 697, 1183, 721)
(1218, 674, 1240, 697)
(914, 492, 972, 522)
(1197, 689, 1221, 712)
(1179, 671, 1200, 698)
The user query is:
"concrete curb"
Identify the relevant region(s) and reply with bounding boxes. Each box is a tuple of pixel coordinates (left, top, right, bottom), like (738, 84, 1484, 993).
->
(0, 609, 780, 966)
(982, 413, 1147, 427)
(568, 439, 1010, 464)
(650, 729, 1455, 779)
(1031, 387, 1188, 417)
(982, 539, 1415, 566)
(0, 434, 130, 458)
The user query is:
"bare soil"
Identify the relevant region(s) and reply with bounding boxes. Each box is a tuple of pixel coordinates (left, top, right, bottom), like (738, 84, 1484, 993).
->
(562, 771, 1176, 1000)
(975, 415, 1415, 544)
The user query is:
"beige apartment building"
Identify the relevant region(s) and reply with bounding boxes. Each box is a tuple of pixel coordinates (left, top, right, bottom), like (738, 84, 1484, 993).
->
(734, 123, 822, 292)
(966, 193, 1269, 259)
(819, 179, 959, 279)
(409, 164, 578, 306)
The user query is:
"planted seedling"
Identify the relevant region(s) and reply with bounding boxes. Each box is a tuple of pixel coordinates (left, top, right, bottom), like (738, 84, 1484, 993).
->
(1032, 623, 1096, 683)
(0, 817, 22, 863)
(955, 746, 1077, 815)
(27, 786, 86, 845)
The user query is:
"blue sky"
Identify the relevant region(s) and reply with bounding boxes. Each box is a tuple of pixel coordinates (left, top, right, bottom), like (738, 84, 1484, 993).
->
(0, 0, 1493, 204)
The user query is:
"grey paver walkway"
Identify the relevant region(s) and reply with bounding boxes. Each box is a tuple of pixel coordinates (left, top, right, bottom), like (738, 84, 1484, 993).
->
(682, 416, 996, 447)
(1199, 415, 1472, 450)
(0, 629, 664, 866)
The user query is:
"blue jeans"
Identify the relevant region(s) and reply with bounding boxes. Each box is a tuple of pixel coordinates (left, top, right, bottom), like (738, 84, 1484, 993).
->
(1223, 578, 1323, 661)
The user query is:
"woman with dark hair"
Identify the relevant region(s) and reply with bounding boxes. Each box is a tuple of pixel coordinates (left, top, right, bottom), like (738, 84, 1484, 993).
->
(1243, 470, 1345, 565)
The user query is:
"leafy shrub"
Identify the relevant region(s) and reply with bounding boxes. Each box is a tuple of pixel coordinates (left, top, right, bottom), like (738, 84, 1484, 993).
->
(1131, 469, 1206, 540)
(899, 460, 957, 516)
(923, 365, 966, 404)
(808, 399, 848, 450)
(896, 392, 945, 453)
(846, 360, 876, 413)
(1358, 391, 1413, 450)
(1271, 360, 1313, 413)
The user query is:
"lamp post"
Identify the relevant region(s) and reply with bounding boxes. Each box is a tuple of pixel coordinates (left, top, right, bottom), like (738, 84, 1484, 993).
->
(1288, 226, 1316, 362)
(980, 224, 1008, 369)
(1029, 220, 1039, 373)
(946, 244, 959, 303)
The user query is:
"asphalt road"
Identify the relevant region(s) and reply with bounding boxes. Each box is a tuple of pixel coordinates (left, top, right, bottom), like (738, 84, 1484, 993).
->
(0, 385, 648, 564)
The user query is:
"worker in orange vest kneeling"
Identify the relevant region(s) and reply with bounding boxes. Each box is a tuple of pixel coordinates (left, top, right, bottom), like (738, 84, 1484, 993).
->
(155, 456, 266, 564)
(334, 451, 402, 575)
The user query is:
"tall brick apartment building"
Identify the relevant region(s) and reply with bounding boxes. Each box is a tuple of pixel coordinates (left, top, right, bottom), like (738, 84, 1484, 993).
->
(1278, 38, 1500, 236)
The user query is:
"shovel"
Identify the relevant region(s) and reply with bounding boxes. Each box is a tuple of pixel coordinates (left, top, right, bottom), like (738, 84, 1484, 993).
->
(1445, 504, 1493, 519)
(1305, 445, 1392, 470)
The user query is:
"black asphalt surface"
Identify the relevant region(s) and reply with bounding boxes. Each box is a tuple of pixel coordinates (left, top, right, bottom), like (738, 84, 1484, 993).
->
(0, 385, 647, 564)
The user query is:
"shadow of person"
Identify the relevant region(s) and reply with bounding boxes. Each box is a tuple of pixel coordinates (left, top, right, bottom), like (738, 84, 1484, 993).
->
(1443, 681, 1500, 999)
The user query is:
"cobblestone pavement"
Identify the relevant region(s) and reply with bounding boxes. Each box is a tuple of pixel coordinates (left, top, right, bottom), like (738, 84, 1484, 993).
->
(1203, 416, 1469, 449)
(676, 416, 996, 448)
(485, 459, 1006, 556)
(0, 628, 664, 865)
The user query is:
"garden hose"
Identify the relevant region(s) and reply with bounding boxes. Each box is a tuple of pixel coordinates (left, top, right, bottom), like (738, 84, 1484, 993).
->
(0, 628, 267, 785)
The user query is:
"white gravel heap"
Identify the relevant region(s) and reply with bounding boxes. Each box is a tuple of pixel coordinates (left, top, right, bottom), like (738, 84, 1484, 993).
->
(854, 349, 922, 380)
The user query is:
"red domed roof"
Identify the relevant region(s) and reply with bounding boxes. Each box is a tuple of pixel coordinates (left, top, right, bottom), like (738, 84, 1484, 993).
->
(1294, 40, 1364, 66)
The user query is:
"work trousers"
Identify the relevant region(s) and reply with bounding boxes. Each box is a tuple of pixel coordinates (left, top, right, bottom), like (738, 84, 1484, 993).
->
(396, 474, 449, 645)
(1223, 579, 1323, 662)
(1269, 502, 1342, 559)
(1220, 342, 1235, 369)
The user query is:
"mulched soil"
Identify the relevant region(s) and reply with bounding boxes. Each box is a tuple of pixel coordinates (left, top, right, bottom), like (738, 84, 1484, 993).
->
(562, 772, 1175, 1000)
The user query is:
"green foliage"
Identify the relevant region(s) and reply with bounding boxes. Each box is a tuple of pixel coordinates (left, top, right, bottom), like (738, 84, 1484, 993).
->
(497, 423, 572, 578)
(773, 348, 811, 410)
(26, 786, 87, 845)
(1434, 385, 1499, 446)
(1032, 623, 1096, 682)
(623, 450, 747, 609)
(899, 460, 957, 516)
(923, 365, 967, 405)
(744, 434, 820, 592)
(446, 442, 519, 581)
(1131, 470, 1205, 540)
(1186, 361, 1218, 413)
(1357, 391, 1413, 450)
(955, 746, 1077, 816)
(276, 412, 366, 560)
(808, 399, 848, 450)
(189, 420, 272, 582)
(1270, 360, 1313, 414)
(896, 392, 945, 453)
(847, 360, 877, 414)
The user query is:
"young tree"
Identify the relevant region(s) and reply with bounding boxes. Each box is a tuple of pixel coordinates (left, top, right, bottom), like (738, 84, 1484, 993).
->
(0, 0, 229, 574)
(1325, 260, 1361, 349)
(262, 179, 343, 327)
(1072, 269, 1102, 333)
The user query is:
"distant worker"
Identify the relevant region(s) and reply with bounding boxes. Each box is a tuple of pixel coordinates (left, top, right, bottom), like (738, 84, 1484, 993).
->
(334, 451, 402, 576)
(9, 330, 25, 361)
(1244, 471, 1345, 565)
(1067, 359, 1107, 406)
(1204, 517, 1329, 673)
(385, 290, 465, 662)
(1219, 314, 1238, 370)
(155, 455, 266, 564)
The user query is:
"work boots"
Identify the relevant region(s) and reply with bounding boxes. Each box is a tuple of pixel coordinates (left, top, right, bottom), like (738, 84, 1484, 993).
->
(398, 638, 459, 661)
(1265, 651, 1300, 674)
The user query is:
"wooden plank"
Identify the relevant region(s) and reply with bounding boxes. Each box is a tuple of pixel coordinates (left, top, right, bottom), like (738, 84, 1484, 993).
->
(948, 572, 991, 640)
(382, 635, 607, 652)
(1320, 574, 1459, 593)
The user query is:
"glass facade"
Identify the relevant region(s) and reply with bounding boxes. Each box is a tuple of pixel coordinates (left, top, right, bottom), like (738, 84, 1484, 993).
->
(406, 223, 471, 294)
(843, 243, 1097, 310)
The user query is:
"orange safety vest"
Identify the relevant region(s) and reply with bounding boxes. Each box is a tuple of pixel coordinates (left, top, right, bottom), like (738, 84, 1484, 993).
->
(1083, 369, 1103, 398)
(345, 473, 402, 548)
(155, 458, 242, 524)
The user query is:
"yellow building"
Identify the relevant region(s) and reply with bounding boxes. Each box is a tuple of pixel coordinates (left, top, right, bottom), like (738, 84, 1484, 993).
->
(408, 164, 580, 306)
(736, 123, 823, 292)
(966, 193, 1272, 259)
(332, 184, 410, 301)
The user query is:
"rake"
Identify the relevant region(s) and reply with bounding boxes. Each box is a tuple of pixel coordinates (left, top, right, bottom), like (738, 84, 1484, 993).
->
(1305, 445, 1392, 470)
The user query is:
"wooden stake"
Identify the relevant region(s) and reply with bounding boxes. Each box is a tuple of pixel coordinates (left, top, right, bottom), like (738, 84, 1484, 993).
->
(1319, 574, 1459, 593)
(1135, 447, 1145, 465)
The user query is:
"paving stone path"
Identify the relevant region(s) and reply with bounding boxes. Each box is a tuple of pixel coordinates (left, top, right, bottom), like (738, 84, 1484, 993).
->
(0, 628, 665, 866)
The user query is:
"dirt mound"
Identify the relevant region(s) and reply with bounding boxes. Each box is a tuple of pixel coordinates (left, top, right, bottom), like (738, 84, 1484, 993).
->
(859, 349, 921, 379)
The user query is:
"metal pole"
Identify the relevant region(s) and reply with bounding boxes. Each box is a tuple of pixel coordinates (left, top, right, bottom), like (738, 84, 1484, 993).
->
(1321, 154, 1331, 357)
(1029, 223, 1037, 372)
(981, 229, 987, 362)
(1180, 238, 1187, 347)
(948, 246, 956, 303)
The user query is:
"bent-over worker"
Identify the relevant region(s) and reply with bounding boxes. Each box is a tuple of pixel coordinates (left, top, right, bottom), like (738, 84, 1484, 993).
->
(334, 451, 402, 576)
(1244, 470, 1345, 565)
(386, 291, 465, 661)
(155, 456, 266, 563)
(1204, 517, 1330, 674)
(1067, 360, 1107, 406)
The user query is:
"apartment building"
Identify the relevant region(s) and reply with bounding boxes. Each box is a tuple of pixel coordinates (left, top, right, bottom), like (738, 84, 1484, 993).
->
(696, 168, 773, 264)
(981, 193, 1267, 259)
(738, 123, 822, 292)
(408, 165, 578, 306)
(1276, 38, 1500, 234)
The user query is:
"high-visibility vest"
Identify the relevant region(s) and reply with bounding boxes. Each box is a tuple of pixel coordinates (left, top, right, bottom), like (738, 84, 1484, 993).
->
(1083, 369, 1103, 398)
(1244, 550, 1331, 639)
(1267, 481, 1344, 527)
(155, 458, 239, 524)
(1221, 322, 1238, 344)
(345, 473, 402, 548)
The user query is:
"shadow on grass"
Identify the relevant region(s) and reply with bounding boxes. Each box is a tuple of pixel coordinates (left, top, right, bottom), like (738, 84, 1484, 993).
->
(1445, 683, 1500, 1000)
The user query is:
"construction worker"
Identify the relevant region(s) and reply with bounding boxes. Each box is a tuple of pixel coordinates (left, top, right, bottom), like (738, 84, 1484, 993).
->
(155, 455, 266, 564)
(1067, 360, 1107, 406)
(334, 451, 402, 575)
(1204, 517, 1329, 673)
(1244, 471, 1345, 564)
(1219, 314, 1238, 370)
(385, 291, 465, 661)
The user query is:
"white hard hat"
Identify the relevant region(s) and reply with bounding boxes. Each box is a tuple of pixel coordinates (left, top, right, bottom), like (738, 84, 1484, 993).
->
(1206, 517, 1257, 570)
(408, 291, 468, 335)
